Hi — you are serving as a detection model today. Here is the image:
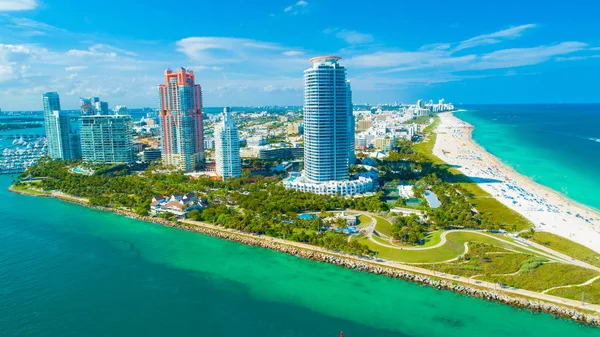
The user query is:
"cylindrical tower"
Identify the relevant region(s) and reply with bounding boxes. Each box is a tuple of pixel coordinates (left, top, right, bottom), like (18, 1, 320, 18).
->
(303, 56, 350, 183)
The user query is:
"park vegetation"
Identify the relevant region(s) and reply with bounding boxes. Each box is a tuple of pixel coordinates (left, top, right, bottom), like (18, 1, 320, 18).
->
(18, 158, 381, 256)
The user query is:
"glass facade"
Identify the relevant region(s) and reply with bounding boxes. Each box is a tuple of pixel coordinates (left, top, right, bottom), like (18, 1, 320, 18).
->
(80, 115, 134, 164)
(303, 57, 350, 183)
(42, 92, 79, 160)
(215, 107, 241, 179)
(158, 68, 204, 171)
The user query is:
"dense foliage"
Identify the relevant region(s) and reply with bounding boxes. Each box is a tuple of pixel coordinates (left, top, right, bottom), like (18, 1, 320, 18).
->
(20, 158, 378, 256)
(391, 214, 428, 244)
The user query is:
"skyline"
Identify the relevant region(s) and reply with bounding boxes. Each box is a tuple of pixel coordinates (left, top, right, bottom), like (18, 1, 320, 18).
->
(1, 0, 600, 110)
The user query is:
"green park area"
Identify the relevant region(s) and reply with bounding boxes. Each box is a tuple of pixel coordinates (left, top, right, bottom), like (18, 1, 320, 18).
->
(14, 114, 600, 306)
(524, 231, 600, 268)
(412, 117, 531, 231)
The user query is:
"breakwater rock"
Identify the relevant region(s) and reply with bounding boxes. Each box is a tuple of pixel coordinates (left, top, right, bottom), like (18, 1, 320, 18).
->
(137, 217, 600, 326)
(8, 187, 600, 327)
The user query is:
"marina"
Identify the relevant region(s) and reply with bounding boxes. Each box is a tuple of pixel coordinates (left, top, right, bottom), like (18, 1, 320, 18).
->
(0, 136, 47, 174)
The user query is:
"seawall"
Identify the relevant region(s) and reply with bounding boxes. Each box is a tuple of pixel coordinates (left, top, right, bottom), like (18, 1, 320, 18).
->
(8, 186, 600, 327)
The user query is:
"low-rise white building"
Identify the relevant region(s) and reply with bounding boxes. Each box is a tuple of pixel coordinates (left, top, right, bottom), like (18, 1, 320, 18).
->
(398, 184, 414, 199)
(284, 175, 373, 196)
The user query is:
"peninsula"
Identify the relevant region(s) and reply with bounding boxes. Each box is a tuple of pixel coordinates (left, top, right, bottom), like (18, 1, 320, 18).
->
(11, 115, 600, 325)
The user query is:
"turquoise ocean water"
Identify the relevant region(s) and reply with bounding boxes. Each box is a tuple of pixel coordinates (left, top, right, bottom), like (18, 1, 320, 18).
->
(457, 104, 600, 211)
(1, 109, 600, 336)
(0, 175, 599, 337)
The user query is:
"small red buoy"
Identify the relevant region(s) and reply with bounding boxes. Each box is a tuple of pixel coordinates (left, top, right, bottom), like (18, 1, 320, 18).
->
(340, 332, 344, 337)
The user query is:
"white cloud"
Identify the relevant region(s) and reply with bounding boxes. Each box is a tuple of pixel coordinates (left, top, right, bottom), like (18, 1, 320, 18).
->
(555, 54, 600, 62)
(65, 44, 138, 59)
(283, 50, 304, 56)
(7, 17, 62, 34)
(468, 42, 587, 70)
(89, 44, 138, 57)
(0, 0, 37, 11)
(335, 30, 374, 44)
(65, 66, 87, 71)
(324, 28, 374, 45)
(66, 49, 117, 58)
(176, 37, 283, 64)
(283, 1, 308, 14)
(0, 65, 17, 81)
(454, 24, 537, 51)
(185, 65, 224, 71)
(346, 26, 587, 75)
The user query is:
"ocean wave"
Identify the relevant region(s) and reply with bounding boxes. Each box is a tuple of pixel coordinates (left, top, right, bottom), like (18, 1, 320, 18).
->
(545, 130, 600, 143)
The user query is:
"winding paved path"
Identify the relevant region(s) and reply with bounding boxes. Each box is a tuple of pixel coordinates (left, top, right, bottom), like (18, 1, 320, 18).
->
(364, 219, 599, 270)
(542, 275, 600, 294)
(179, 218, 600, 314)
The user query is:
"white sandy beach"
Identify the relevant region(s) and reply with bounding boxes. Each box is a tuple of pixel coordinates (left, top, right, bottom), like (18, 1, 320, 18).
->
(433, 112, 600, 253)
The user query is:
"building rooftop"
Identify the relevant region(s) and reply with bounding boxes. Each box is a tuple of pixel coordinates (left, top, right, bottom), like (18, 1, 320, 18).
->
(309, 56, 342, 63)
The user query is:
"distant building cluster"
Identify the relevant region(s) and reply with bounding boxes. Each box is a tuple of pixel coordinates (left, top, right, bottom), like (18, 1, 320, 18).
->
(41, 58, 455, 195)
(42, 92, 134, 165)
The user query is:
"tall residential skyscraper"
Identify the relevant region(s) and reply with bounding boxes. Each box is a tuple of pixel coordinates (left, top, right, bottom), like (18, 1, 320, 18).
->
(158, 68, 204, 171)
(80, 113, 134, 164)
(79, 98, 133, 164)
(303, 56, 350, 183)
(42, 92, 78, 160)
(214, 107, 241, 179)
(284, 56, 372, 195)
(346, 81, 355, 165)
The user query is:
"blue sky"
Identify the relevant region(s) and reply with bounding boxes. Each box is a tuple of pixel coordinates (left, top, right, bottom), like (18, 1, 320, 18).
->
(0, 0, 599, 110)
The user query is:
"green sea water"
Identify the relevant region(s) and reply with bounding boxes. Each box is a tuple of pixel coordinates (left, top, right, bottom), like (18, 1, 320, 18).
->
(457, 104, 600, 211)
(1, 175, 599, 337)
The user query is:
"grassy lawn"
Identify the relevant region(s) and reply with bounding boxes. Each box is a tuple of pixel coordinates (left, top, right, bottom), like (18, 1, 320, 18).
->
(355, 231, 533, 263)
(486, 263, 599, 292)
(11, 183, 47, 196)
(413, 117, 531, 232)
(371, 235, 390, 246)
(357, 215, 372, 228)
(373, 215, 394, 236)
(420, 231, 443, 248)
(422, 245, 531, 277)
(547, 278, 600, 305)
(528, 231, 600, 268)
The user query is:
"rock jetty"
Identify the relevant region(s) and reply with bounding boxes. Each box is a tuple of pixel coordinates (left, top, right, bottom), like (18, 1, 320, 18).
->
(8, 186, 600, 327)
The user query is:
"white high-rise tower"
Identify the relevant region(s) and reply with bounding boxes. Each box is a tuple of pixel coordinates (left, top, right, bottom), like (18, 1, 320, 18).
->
(42, 92, 79, 160)
(303, 56, 350, 182)
(215, 107, 241, 179)
(284, 56, 372, 195)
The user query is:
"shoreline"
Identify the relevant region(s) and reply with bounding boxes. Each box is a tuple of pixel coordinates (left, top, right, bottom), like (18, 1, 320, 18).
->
(434, 112, 600, 253)
(456, 110, 600, 215)
(8, 185, 600, 326)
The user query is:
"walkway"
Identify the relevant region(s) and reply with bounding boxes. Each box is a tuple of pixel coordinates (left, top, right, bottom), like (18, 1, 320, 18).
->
(179, 218, 600, 314)
(364, 221, 599, 270)
(542, 275, 600, 294)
